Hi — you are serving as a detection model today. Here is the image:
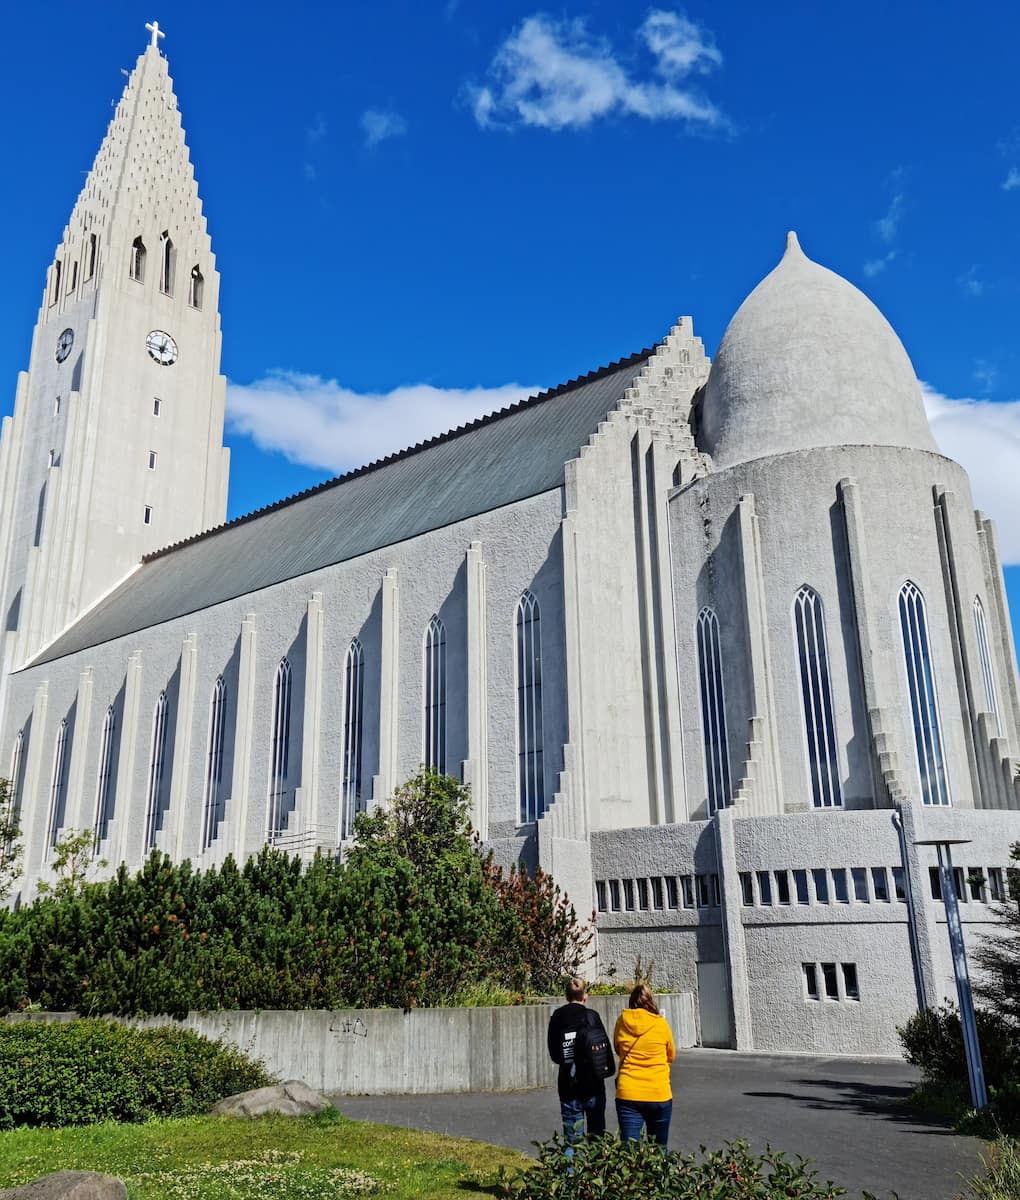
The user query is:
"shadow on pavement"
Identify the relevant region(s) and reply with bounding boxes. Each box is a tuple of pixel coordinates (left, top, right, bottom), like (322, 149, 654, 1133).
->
(744, 1077, 958, 1134)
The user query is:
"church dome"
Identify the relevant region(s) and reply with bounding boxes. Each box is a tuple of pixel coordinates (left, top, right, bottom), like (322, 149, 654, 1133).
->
(699, 233, 937, 469)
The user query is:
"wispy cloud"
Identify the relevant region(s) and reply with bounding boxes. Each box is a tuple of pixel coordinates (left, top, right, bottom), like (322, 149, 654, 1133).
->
(874, 192, 905, 243)
(958, 265, 984, 298)
(469, 10, 724, 132)
(1003, 167, 1020, 192)
(862, 250, 897, 277)
(226, 372, 538, 475)
(306, 113, 328, 145)
(923, 385, 1020, 563)
(361, 109, 408, 147)
(973, 359, 1000, 393)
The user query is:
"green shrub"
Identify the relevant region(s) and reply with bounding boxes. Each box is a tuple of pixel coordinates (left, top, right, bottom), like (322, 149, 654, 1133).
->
(0, 1019, 273, 1128)
(962, 1138, 1020, 1199)
(500, 1136, 888, 1199)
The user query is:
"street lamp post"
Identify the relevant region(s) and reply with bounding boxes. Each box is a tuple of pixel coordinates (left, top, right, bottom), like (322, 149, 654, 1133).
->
(914, 837, 988, 1111)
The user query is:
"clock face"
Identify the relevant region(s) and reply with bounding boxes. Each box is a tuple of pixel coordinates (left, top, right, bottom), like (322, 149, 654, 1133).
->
(146, 329, 178, 366)
(55, 328, 74, 363)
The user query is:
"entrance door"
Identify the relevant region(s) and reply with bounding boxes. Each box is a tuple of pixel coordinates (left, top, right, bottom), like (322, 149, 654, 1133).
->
(697, 961, 731, 1047)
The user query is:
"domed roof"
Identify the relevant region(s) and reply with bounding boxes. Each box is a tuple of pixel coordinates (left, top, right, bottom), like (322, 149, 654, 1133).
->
(699, 233, 937, 469)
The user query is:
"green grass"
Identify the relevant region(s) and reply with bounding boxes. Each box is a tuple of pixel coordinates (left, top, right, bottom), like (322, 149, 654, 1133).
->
(0, 1110, 529, 1199)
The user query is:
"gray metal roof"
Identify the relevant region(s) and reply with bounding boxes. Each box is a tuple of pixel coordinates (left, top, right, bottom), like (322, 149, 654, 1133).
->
(31, 350, 653, 666)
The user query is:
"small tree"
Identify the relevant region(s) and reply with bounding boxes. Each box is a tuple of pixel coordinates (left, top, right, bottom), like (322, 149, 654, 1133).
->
(0, 779, 22, 900)
(973, 841, 1020, 1028)
(36, 829, 106, 899)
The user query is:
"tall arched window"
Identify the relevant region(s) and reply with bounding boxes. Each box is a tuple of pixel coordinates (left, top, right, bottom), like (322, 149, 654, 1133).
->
(129, 236, 146, 282)
(93, 706, 116, 851)
(159, 231, 175, 295)
(268, 659, 292, 841)
(793, 585, 842, 808)
(85, 233, 98, 281)
(188, 265, 204, 309)
(517, 591, 545, 823)
(973, 596, 1002, 735)
(46, 720, 69, 853)
(143, 691, 170, 851)
(340, 639, 365, 840)
(202, 677, 227, 851)
(423, 616, 446, 773)
(696, 607, 732, 814)
(899, 581, 951, 806)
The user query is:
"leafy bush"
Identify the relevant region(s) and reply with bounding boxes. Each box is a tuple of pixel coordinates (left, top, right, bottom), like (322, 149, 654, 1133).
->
(500, 1136, 888, 1199)
(0, 1019, 273, 1128)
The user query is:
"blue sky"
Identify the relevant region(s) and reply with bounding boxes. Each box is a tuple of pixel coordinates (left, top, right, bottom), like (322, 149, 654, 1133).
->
(1, 1, 1018, 655)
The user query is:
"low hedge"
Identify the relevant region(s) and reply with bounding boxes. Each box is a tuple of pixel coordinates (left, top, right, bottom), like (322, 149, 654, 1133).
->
(0, 1019, 273, 1128)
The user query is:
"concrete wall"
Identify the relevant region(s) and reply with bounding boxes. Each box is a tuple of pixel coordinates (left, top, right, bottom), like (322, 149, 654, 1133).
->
(6, 994, 698, 1096)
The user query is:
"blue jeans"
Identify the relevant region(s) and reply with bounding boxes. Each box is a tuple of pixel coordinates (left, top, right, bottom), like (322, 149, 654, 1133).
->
(615, 1098, 672, 1146)
(560, 1087, 607, 1146)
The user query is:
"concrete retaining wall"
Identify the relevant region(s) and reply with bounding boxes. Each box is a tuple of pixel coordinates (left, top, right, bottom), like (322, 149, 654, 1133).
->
(7, 994, 697, 1095)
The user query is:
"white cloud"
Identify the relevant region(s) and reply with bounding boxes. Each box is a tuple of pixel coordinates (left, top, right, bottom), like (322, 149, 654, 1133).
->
(1003, 167, 1020, 191)
(923, 384, 1020, 563)
(225, 372, 537, 475)
(470, 11, 723, 132)
(360, 109, 408, 147)
(875, 193, 905, 243)
(862, 250, 896, 277)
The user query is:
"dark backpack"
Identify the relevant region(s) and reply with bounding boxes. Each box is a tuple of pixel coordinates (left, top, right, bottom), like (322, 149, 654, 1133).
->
(576, 1009, 615, 1080)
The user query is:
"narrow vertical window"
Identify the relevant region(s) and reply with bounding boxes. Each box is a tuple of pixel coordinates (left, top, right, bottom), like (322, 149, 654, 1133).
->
(143, 691, 169, 852)
(46, 720, 69, 853)
(516, 591, 545, 823)
(793, 585, 842, 808)
(899, 582, 951, 806)
(50, 260, 62, 304)
(268, 658, 292, 841)
(202, 677, 227, 850)
(143, 506, 152, 525)
(340, 639, 365, 841)
(67, 261, 78, 293)
(93, 706, 116, 850)
(423, 615, 446, 774)
(130, 236, 146, 282)
(973, 597, 1001, 735)
(803, 963, 819, 1000)
(152, 397, 161, 416)
(2, 731, 24, 865)
(189, 265, 204, 309)
(696, 608, 731, 813)
(148, 451, 157, 470)
(85, 233, 97, 280)
(159, 231, 175, 295)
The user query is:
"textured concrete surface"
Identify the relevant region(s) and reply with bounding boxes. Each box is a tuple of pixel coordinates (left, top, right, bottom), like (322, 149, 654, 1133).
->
(332, 1050, 986, 1200)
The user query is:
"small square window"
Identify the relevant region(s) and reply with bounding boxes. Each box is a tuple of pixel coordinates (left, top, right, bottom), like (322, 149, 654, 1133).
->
(821, 962, 839, 1000)
(609, 880, 621, 911)
(739, 872, 754, 906)
(803, 963, 819, 1001)
(892, 867, 908, 902)
(832, 869, 850, 904)
(148, 451, 157, 470)
(793, 869, 810, 904)
(596, 881, 608, 913)
(153, 397, 162, 416)
(623, 879, 635, 911)
(757, 871, 772, 906)
(872, 867, 890, 902)
(636, 878, 649, 911)
(665, 876, 679, 909)
(852, 867, 869, 902)
(143, 505, 152, 525)
(842, 962, 860, 1001)
(812, 868, 829, 904)
(775, 870, 791, 905)
(650, 877, 664, 910)
(681, 876, 696, 909)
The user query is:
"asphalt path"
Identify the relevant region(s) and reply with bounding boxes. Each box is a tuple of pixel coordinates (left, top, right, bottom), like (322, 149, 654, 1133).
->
(332, 1050, 987, 1200)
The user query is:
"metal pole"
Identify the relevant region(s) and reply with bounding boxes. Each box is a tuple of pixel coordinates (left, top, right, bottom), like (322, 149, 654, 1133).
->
(937, 844, 987, 1110)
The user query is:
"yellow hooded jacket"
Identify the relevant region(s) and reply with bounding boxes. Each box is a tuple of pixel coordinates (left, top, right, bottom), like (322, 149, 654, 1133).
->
(613, 1008, 675, 1102)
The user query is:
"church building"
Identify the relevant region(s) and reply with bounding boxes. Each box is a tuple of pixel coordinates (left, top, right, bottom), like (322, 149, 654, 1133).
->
(2, 28, 1018, 1056)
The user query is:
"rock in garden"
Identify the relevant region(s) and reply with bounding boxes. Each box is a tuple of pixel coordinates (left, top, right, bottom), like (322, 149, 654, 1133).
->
(210, 1079, 334, 1117)
(0, 1172, 127, 1200)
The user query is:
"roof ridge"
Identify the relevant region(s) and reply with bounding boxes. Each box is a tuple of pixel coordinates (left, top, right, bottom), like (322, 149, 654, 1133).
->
(142, 345, 656, 563)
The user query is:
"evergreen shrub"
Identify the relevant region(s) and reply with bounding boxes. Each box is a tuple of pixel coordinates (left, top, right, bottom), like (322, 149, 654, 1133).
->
(0, 1019, 272, 1128)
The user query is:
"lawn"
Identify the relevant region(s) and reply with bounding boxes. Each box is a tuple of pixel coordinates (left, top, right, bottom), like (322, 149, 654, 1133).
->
(0, 1110, 529, 1199)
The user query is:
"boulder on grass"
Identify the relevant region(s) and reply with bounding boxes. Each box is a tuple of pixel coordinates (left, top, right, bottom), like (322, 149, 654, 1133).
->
(0, 1172, 127, 1200)
(210, 1079, 334, 1118)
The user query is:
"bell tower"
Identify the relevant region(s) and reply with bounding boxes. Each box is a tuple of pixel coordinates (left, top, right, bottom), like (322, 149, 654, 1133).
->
(0, 21, 229, 672)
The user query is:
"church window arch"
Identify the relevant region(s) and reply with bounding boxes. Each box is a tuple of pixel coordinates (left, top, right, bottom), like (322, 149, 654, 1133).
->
(899, 581, 951, 806)
(188, 265, 204, 310)
(973, 596, 1001, 735)
(93, 706, 117, 851)
(85, 233, 97, 281)
(516, 591, 545, 823)
(793, 586, 842, 808)
(697, 607, 732, 814)
(129, 236, 146, 283)
(423, 616, 446, 774)
(159, 231, 175, 296)
(143, 691, 170, 851)
(46, 719, 70, 856)
(340, 639, 365, 841)
(268, 658, 292, 842)
(202, 677, 227, 851)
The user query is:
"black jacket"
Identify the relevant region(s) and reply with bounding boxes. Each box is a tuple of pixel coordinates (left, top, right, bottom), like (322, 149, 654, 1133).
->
(547, 1002, 609, 1101)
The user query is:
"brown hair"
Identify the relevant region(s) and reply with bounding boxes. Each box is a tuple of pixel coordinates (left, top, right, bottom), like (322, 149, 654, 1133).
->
(629, 983, 660, 1015)
(565, 977, 588, 1002)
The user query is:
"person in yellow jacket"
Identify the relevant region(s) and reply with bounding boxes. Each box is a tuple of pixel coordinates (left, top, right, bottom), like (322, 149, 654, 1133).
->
(612, 983, 675, 1146)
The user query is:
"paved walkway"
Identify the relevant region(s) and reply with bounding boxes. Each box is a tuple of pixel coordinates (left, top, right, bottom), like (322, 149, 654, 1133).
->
(332, 1050, 986, 1200)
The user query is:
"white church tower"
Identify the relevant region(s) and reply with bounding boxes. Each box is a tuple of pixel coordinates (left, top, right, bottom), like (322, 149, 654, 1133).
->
(0, 22, 229, 674)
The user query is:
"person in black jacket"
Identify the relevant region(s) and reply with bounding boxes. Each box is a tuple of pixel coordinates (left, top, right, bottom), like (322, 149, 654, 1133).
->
(547, 977, 609, 1145)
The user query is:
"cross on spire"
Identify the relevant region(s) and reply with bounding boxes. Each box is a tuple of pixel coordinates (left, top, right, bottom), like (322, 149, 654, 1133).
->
(145, 20, 165, 49)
